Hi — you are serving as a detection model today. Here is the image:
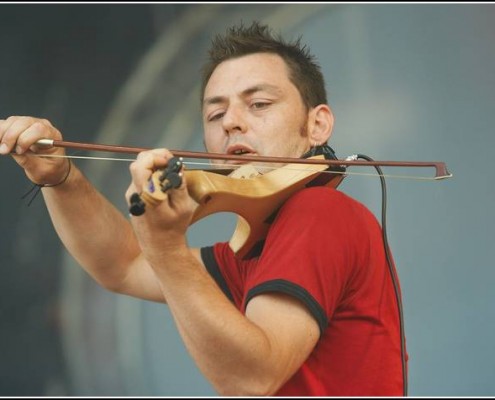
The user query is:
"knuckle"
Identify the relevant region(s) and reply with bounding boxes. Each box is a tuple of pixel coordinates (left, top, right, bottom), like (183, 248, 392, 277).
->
(16, 135, 30, 148)
(40, 119, 58, 132)
(129, 162, 138, 173)
(137, 150, 152, 161)
(6, 115, 20, 123)
(32, 121, 47, 131)
(153, 148, 170, 156)
(2, 130, 17, 145)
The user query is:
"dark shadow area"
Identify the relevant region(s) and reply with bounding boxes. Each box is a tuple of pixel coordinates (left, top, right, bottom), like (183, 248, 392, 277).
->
(0, 4, 178, 395)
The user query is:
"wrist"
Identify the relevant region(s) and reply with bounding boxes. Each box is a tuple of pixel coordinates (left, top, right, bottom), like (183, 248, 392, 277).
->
(22, 159, 74, 206)
(39, 159, 72, 188)
(146, 239, 193, 268)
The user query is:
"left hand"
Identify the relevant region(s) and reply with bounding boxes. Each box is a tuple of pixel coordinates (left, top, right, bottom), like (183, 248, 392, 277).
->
(125, 149, 195, 263)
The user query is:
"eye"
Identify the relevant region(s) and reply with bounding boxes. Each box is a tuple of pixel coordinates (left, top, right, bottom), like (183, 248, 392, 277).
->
(251, 101, 270, 110)
(208, 111, 225, 122)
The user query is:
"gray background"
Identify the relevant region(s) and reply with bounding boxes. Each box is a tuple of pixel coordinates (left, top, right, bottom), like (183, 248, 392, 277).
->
(0, 3, 493, 396)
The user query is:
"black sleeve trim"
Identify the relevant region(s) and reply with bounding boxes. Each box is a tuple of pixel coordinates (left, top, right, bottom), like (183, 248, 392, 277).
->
(200, 246, 235, 304)
(245, 279, 328, 336)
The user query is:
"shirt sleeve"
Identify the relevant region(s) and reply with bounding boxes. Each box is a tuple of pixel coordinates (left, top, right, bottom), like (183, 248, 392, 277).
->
(243, 187, 370, 334)
(200, 243, 252, 309)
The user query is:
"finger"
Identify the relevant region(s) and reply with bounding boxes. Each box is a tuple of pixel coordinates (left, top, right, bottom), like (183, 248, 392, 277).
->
(0, 116, 34, 154)
(129, 149, 172, 192)
(0, 117, 56, 155)
(0, 119, 7, 154)
(0, 116, 21, 140)
(0, 118, 6, 140)
(17, 121, 63, 155)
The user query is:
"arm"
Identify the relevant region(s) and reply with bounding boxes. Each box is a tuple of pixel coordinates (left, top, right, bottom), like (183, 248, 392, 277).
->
(0, 116, 166, 302)
(161, 257, 320, 396)
(127, 150, 320, 395)
(42, 165, 167, 302)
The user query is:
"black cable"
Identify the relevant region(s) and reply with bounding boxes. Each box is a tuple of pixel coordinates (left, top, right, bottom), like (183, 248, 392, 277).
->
(356, 154, 408, 397)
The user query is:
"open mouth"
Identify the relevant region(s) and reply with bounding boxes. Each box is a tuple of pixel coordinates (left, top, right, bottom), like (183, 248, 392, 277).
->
(227, 143, 255, 153)
(231, 148, 252, 155)
(226, 145, 257, 162)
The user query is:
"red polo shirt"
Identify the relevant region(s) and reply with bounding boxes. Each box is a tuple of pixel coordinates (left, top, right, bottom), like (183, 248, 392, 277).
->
(201, 187, 406, 396)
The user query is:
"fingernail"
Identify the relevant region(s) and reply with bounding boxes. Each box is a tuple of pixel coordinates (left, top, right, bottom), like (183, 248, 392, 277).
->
(0, 143, 8, 154)
(16, 145, 23, 154)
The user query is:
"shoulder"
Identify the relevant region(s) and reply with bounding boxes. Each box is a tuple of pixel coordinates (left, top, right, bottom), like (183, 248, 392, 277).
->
(272, 187, 381, 242)
(281, 187, 373, 220)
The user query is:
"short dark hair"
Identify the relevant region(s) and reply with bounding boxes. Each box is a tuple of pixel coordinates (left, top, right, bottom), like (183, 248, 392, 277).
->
(200, 21, 328, 109)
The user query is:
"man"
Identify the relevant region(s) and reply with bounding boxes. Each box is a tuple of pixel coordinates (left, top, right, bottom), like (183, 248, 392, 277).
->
(0, 22, 405, 396)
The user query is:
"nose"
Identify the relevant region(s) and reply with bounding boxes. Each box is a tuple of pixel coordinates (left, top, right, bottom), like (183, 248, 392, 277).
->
(222, 104, 248, 135)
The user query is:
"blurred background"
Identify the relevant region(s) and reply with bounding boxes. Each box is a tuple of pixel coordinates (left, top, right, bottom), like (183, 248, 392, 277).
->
(0, 3, 494, 396)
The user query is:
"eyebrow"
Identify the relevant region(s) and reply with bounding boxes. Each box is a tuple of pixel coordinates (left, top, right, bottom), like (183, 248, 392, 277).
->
(203, 84, 283, 106)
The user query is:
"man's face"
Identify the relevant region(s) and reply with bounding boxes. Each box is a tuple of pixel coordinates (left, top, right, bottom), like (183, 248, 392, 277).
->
(202, 53, 312, 166)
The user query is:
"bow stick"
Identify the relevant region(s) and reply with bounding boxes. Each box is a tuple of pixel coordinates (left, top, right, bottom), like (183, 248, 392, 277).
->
(34, 139, 452, 180)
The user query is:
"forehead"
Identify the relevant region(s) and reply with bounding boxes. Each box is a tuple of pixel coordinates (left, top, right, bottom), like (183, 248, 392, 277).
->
(204, 53, 294, 99)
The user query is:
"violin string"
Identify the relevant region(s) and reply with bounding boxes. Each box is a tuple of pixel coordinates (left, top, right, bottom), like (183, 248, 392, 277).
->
(184, 161, 442, 180)
(35, 153, 444, 181)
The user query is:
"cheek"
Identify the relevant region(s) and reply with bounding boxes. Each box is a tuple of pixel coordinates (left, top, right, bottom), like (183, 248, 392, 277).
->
(203, 128, 222, 152)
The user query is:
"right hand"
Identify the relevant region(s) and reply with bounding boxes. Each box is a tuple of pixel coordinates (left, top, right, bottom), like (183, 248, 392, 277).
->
(0, 116, 70, 185)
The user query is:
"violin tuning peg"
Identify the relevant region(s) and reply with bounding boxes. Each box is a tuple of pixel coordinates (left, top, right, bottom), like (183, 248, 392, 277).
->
(161, 172, 182, 192)
(158, 157, 183, 183)
(129, 192, 146, 216)
(169, 172, 182, 188)
(167, 157, 183, 173)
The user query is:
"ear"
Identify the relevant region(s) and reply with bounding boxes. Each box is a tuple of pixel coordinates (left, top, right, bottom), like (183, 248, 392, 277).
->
(307, 104, 334, 145)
